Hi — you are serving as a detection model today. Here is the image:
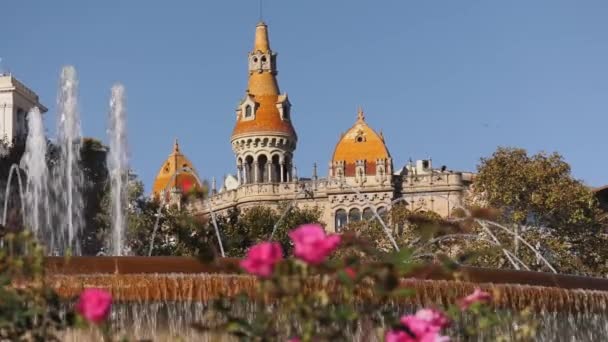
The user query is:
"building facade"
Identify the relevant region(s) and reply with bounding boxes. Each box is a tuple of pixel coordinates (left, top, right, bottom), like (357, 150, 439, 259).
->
(153, 22, 473, 232)
(0, 74, 48, 146)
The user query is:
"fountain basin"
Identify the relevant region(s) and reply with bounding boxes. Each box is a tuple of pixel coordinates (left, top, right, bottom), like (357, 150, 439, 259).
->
(45, 257, 608, 312)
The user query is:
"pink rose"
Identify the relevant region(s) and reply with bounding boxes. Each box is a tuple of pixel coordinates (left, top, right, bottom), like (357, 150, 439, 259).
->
(289, 224, 341, 265)
(389, 309, 450, 342)
(240, 242, 283, 277)
(415, 309, 450, 329)
(458, 288, 492, 310)
(385, 329, 415, 342)
(75, 288, 112, 324)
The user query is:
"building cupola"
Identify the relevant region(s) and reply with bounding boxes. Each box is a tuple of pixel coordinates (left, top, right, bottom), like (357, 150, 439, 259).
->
(231, 22, 297, 185)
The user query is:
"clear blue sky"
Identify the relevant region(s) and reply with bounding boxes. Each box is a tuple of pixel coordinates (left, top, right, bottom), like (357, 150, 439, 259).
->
(3, 1, 608, 190)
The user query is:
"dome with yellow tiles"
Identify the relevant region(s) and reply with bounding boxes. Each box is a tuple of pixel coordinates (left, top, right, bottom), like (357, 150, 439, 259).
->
(152, 140, 202, 198)
(231, 21, 296, 139)
(332, 108, 391, 176)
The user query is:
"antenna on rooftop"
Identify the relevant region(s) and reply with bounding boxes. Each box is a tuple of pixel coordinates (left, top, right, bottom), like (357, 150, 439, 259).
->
(258, 0, 264, 21)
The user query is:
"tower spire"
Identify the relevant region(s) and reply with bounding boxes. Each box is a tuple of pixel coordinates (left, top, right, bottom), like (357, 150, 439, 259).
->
(247, 22, 279, 96)
(254, 21, 271, 53)
(173, 138, 180, 153)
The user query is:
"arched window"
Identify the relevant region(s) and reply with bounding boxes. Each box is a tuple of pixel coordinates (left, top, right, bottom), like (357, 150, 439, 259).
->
(258, 154, 268, 183)
(245, 105, 253, 118)
(377, 206, 388, 221)
(362, 207, 374, 220)
(335, 209, 347, 232)
(349, 208, 361, 223)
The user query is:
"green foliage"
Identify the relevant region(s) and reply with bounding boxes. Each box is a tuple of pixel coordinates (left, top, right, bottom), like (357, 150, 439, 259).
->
(474, 147, 600, 230)
(221, 205, 324, 257)
(466, 147, 608, 275)
(0, 228, 74, 340)
(80, 138, 109, 255)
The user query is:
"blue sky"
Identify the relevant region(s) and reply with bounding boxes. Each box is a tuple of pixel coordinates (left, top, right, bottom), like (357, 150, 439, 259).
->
(3, 1, 607, 190)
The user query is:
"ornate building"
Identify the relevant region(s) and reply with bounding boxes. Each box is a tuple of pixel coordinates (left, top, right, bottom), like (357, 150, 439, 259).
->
(0, 73, 47, 146)
(153, 22, 473, 232)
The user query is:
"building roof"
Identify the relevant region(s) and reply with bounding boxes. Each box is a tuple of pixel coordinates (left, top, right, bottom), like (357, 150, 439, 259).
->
(152, 139, 202, 197)
(332, 108, 391, 176)
(0, 74, 48, 113)
(231, 22, 296, 139)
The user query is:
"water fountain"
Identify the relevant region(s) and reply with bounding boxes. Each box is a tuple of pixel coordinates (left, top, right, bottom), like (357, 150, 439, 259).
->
(51, 66, 85, 255)
(107, 84, 129, 256)
(20, 107, 52, 246)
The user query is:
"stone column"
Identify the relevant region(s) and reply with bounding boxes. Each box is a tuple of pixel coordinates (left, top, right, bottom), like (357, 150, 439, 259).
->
(267, 162, 272, 183)
(280, 162, 285, 183)
(237, 165, 242, 184)
(253, 162, 259, 183)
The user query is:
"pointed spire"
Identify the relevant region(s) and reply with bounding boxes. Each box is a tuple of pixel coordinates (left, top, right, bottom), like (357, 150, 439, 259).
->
(173, 138, 180, 153)
(254, 21, 271, 53)
(357, 106, 365, 122)
(247, 22, 279, 96)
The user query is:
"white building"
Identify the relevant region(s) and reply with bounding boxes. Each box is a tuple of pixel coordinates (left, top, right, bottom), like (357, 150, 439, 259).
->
(0, 74, 47, 146)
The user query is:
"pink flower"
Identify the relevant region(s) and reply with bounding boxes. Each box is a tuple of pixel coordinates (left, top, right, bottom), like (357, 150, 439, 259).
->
(289, 224, 341, 265)
(75, 288, 112, 324)
(287, 338, 301, 342)
(388, 309, 450, 342)
(240, 242, 283, 277)
(458, 288, 492, 310)
(385, 329, 415, 342)
(415, 309, 450, 329)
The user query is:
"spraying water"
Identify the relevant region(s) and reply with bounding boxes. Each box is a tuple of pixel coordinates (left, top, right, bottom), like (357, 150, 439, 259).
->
(51, 66, 84, 255)
(107, 84, 129, 255)
(20, 107, 53, 247)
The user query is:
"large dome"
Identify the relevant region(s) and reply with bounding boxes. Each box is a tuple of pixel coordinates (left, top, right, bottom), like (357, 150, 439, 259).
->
(152, 140, 202, 198)
(332, 108, 391, 176)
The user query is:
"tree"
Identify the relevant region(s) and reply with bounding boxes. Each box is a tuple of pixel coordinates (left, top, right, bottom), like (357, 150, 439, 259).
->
(80, 138, 109, 254)
(220, 204, 324, 257)
(473, 147, 600, 230)
(462, 147, 608, 275)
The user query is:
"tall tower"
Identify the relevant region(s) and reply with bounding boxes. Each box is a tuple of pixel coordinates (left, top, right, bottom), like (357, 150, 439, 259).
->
(0, 74, 48, 145)
(231, 22, 297, 184)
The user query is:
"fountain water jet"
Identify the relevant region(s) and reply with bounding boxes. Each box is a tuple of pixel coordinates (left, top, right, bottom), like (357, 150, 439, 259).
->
(107, 84, 129, 255)
(51, 66, 85, 255)
(20, 107, 53, 248)
(1, 164, 25, 227)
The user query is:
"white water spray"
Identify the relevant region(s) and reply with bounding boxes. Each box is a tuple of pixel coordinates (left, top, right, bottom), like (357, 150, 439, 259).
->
(107, 84, 129, 255)
(20, 107, 53, 246)
(52, 66, 84, 254)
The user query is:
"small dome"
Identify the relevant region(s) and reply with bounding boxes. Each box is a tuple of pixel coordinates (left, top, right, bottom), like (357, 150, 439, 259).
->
(152, 139, 202, 198)
(332, 108, 391, 176)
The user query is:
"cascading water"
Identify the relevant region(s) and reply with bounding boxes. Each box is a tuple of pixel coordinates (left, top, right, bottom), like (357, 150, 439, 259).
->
(20, 107, 53, 247)
(51, 66, 85, 255)
(107, 84, 129, 255)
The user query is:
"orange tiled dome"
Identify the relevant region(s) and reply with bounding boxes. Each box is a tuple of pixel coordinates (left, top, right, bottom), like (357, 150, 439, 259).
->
(332, 108, 391, 176)
(232, 95, 295, 137)
(231, 22, 296, 139)
(152, 140, 202, 197)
